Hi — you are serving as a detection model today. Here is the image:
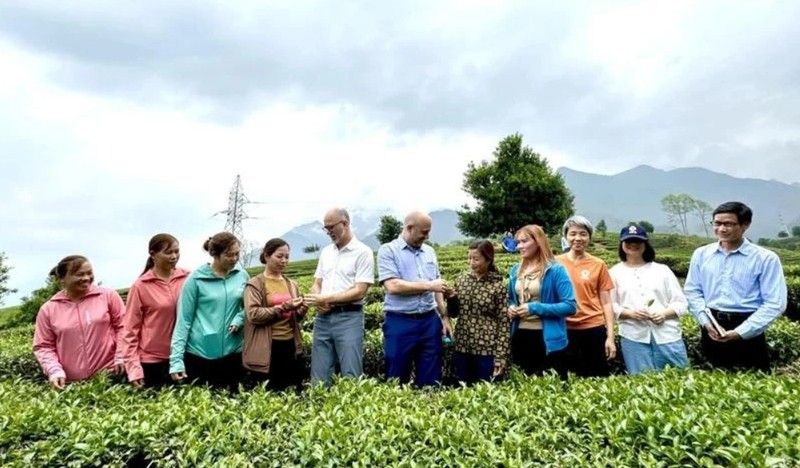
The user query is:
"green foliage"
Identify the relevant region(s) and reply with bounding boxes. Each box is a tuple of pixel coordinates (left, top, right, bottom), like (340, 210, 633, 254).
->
(692, 198, 713, 237)
(637, 220, 655, 233)
(595, 219, 607, 236)
(661, 193, 696, 235)
(302, 244, 320, 254)
(1, 370, 800, 465)
(376, 215, 403, 245)
(17, 276, 61, 325)
(457, 134, 574, 237)
(0, 252, 17, 306)
(793, 226, 800, 237)
(778, 230, 789, 238)
(1, 241, 800, 465)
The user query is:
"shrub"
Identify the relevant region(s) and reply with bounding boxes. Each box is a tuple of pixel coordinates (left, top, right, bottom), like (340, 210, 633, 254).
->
(1, 371, 800, 465)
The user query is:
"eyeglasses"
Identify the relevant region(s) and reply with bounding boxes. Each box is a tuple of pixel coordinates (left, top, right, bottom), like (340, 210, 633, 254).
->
(322, 220, 345, 232)
(711, 221, 739, 228)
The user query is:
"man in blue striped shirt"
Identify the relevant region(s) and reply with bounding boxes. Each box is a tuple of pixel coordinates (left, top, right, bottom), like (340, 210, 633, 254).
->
(378, 211, 453, 387)
(684, 201, 787, 371)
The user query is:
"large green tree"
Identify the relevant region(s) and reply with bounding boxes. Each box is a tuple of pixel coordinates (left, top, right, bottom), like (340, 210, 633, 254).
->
(377, 215, 403, 245)
(457, 134, 574, 237)
(0, 252, 17, 305)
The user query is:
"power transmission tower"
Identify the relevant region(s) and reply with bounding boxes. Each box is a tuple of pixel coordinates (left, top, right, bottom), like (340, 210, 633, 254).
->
(210, 175, 262, 266)
(778, 212, 790, 236)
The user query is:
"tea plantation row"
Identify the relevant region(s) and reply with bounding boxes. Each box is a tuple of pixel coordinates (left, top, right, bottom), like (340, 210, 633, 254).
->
(1, 370, 799, 466)
(1, 240, 800, 466)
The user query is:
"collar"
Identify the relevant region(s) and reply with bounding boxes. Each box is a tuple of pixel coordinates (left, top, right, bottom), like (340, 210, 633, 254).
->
(715, 238, 753, 256)
(335, 236, 359, 252)
(51, 285, 103, 302)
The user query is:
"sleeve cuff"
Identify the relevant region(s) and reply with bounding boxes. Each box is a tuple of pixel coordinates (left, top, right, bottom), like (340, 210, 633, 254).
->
(734, 323, 755, 340)
(169, 361, 185, 374)
(49, 371, 66, 382)
(696, 309, 711, 327)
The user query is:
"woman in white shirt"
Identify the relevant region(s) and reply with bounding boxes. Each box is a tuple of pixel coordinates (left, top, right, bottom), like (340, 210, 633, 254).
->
(610, 225, 689, 374)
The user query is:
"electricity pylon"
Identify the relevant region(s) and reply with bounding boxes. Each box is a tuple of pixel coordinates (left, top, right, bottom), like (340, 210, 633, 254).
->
(210, 175, 262, 266)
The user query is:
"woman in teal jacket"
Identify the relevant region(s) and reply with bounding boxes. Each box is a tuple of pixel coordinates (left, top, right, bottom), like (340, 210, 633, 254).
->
(507, 224, 577, 380)
(169, 232, 250, 391)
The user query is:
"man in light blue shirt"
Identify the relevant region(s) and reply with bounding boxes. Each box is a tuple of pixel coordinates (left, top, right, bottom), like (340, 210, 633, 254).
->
(684, 201, 787, 371)
(378, 211, 453, 386)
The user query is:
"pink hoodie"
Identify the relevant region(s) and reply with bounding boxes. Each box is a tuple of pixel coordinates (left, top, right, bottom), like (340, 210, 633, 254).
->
(121, 267, 190, 381)
(33, 286, 125, 382)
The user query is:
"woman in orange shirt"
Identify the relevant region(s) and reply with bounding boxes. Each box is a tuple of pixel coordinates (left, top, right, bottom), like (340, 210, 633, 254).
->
(556, 216, 617, 377)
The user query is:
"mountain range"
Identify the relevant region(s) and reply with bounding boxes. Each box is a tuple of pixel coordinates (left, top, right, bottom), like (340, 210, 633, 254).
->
(558, 165, 800, 240)
(277, 209, 466, 261)
(274, 165, 800, 260)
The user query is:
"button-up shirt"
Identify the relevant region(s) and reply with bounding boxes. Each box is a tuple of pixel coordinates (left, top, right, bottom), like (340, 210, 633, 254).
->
(377, 236, 439, 313)
(314, 236, 375, 303)
(684, 239, 787, 339)
(610, 262, 687, 344)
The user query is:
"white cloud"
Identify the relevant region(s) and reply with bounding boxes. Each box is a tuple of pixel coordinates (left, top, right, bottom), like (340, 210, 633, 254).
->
(1, 0, 799, 304)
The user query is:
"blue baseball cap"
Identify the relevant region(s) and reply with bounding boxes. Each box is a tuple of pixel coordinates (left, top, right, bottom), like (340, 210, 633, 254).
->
(620, 224, 648, 241)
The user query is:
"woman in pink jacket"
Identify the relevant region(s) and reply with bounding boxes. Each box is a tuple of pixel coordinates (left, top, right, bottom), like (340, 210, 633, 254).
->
(33, 255, 125, 389)
(121, 234, 190, 388)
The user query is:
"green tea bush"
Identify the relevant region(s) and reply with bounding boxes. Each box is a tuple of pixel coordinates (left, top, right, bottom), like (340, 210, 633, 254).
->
(1, 371, 800, 466)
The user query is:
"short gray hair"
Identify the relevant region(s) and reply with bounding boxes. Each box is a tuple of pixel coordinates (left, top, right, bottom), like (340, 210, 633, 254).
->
(562, 215, 594, 238)
(334, 208, 350, 222)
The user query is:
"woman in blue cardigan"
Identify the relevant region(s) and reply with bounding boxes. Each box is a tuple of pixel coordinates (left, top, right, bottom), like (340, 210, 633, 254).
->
(508, 224, 577, 380)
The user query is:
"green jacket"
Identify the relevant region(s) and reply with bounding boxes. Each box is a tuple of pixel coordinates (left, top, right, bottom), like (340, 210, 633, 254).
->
(169, 264, 249, 374)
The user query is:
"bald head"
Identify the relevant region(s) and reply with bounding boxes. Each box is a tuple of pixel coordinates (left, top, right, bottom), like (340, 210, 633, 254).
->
(324, 207, 350, 222)
(403, 211, 432, 248)
(323, 207, 352, 248)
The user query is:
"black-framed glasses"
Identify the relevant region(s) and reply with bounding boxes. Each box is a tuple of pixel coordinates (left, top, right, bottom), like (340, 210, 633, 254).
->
(322, 220, 345, 232)
(710, 221, 739, 228)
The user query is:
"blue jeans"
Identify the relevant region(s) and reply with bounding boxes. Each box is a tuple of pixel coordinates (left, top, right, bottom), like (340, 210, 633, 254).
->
(620, 336, 689, 375)
(383, 311, 443, 387)
(310, 310, 364, 386)
(453, 352, 494, 385)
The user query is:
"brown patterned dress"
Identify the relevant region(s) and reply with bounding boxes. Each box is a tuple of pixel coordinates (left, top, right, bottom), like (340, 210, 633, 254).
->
(452, 271, 511, 367)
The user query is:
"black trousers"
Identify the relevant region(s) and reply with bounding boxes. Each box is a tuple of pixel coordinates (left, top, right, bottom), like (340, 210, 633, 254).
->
(564, 326, 610, 378)
(511, 329, 568, 380)
(246, 339, 304, 392)
(184, 352, 244, 392)
(141, 361, 172, 388)
(701, 310, 770, 372)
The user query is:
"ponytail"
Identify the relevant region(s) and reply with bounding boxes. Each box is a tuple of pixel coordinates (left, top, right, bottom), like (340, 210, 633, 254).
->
(141, 258, 155, 276)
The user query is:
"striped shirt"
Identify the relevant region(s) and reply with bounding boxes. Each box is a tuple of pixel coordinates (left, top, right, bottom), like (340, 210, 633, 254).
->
(684, 239, 787, 339)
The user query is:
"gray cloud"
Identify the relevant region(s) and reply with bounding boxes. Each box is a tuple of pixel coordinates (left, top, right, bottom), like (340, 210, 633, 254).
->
(2, 1, 798, 184)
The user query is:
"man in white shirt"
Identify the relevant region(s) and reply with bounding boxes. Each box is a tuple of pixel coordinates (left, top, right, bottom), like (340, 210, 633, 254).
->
(304, 207, 375, 386)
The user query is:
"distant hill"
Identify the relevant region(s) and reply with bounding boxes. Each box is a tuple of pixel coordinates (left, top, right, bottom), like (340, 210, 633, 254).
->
(270, 166, 798, 259)
(558, 165, 800, 239)
(278, 208, 467, 260)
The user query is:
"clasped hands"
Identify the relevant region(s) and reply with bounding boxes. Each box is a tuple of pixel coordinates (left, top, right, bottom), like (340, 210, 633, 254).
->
(623, 308, 668, 325)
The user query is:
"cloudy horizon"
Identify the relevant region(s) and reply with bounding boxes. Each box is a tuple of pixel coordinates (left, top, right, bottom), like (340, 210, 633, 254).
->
(1, 0, 799, 304)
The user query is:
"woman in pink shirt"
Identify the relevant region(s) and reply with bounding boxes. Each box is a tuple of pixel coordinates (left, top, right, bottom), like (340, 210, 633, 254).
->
(121, 234, 190, 388)
(33, 255, 125, 389)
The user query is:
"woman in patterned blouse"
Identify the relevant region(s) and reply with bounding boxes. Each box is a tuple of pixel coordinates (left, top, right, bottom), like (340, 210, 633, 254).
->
(447, 240, 510, 385)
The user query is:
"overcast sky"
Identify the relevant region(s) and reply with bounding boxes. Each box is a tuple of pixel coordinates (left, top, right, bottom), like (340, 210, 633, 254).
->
(1, 0, 799, 304)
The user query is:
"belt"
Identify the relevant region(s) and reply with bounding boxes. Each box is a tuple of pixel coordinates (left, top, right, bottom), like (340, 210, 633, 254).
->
(328, 304, 363, 313)
(710, 309, 754, 321)
(386, 310, 436, 320)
